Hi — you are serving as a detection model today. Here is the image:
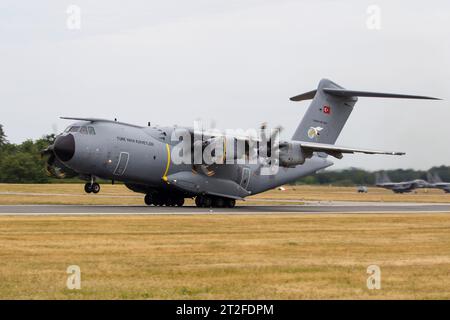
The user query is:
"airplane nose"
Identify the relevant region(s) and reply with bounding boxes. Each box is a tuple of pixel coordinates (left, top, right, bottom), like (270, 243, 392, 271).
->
(54, 134, 75, 162)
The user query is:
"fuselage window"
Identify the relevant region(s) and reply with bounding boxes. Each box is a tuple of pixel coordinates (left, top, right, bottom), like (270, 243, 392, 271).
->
(80, 126, 88, 134)
(88, 127, 96, 135)
(69, 126, 80, 133)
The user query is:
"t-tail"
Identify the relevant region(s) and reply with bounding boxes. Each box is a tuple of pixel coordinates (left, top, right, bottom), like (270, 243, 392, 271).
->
(375, 172, 392, 185)
(290, 78, 440, 144)
(427, 172, 443, 184)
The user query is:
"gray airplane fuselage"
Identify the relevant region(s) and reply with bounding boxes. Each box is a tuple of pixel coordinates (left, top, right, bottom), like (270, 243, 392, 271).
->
(57, 120, 332, 199)
(429, 182, 450, 193)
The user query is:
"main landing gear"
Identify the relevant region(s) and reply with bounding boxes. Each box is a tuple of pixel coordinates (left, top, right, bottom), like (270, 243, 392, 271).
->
(143, 194, 236, 208)
(84, 182, 100, 194)
(144, 194, 185, 207)
(195, 195, 236, 208)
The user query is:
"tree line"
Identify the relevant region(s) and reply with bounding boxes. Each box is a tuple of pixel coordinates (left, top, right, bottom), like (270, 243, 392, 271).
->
(1, 123, 449, 184)
(296, 166, 450, 186)
(0, 124, 55, 183)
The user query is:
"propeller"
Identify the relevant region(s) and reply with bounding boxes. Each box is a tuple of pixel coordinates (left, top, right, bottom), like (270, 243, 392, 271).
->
(190, 118, 221, 177)
(40, 129, 78, 179)
(253, 122, 283, 174)
(259, 122, 283, 159)
(41, 146, 78, 179)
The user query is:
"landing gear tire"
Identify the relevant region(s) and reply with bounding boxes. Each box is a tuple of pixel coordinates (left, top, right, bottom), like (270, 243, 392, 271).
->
(203, 196, 212, 208)
(225, 199, 236, 208)
(84, 182, 100, 194)
(195, 196, 203, 207)
(92, 183, 100, 194)
(144, 194, 153, 206)
(154, 197, 164, 206)
(195, 195, 212, 208)
(175, 198, 185, 207)
(84, 183, 93, 194)
(213, 197, 225, 208)
(166, 198, 175, 207)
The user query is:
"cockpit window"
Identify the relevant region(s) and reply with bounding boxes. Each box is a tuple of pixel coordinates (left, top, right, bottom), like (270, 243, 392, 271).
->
(80, 126, 88, 134)
(88, 126, 96, 135)
(69, 126, 80, 133)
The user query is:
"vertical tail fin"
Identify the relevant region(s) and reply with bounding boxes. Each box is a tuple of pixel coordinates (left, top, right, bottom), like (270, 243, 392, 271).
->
(375, 171, 392, 184)
(290, 79, 355, 143)
(290, 79, 440, 144)
(428, 172, 443, 183)
(434, 172, 443, 183)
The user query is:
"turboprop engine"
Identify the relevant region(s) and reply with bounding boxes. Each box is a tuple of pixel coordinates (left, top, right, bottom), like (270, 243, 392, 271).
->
(278, 141, 309, 167)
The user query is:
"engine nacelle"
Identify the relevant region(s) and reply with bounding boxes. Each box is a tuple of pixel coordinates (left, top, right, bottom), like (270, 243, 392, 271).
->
(191, 136, 251, 164)
(279, 142, 307, 167)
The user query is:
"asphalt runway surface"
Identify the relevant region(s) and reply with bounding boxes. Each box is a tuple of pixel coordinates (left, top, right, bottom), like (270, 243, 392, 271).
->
(2, 202, 450, 215)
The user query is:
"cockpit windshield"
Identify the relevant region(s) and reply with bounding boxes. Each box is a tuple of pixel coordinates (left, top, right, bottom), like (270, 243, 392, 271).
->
(80, 126, 88, 134)
(64, 125, 96, 135)
(88, 127, 96, 135)
(68, 126, 80, 133)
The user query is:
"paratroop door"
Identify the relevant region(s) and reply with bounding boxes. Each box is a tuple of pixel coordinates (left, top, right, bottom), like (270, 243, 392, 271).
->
(114, 152, 129, 176)
(240, 167, 251, 190)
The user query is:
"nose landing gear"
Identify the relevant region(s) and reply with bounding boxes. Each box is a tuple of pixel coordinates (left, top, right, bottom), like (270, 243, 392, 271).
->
(84, 182, 100, 194)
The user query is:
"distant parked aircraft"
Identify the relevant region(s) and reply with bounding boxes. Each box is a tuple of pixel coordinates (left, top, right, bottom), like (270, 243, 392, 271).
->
(375, 172, 430, 193)
(427, 172, 450, 193)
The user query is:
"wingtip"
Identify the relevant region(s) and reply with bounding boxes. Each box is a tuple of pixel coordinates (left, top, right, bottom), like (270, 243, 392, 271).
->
(422, 96, 442, 101)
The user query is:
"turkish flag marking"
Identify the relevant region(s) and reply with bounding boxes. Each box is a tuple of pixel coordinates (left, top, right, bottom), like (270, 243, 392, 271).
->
(323, 106, 331, 114)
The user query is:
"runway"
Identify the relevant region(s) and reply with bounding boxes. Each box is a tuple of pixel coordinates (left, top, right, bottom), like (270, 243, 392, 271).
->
(2, 201, 450, 215)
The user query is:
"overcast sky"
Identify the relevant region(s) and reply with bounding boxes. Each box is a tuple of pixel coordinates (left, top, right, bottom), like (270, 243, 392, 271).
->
(1, 0, 449, 170)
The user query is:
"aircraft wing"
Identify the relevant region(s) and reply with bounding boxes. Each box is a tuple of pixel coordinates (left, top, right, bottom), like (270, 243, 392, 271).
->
(295, 141, 405, 159)
(187, 127, 262, 142)
(392, 183, 415, 192)
(392, 182, 414, 188)
(60, 117, 144, 129)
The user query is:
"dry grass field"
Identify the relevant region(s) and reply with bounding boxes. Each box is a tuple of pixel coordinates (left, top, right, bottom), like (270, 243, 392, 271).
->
(1, 183, 450, 205)
(1, 184, 450, 299)
(0, 214, 450, 299)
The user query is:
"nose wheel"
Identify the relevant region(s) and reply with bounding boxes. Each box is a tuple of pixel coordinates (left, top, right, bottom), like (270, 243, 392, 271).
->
(84, 182, 100, 194)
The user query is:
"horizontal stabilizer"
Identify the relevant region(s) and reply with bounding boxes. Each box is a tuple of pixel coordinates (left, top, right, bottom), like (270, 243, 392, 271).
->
(322, 89, 441, 100)
(289, 90, 317, 101)
(297, 141, 405, 159)
(290, 87, 441, 101)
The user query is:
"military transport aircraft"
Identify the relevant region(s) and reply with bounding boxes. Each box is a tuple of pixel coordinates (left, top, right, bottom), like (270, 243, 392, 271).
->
(375, 172, 431, 193)
(427, 172, 450, 193)
(42, 79, 439, 207)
